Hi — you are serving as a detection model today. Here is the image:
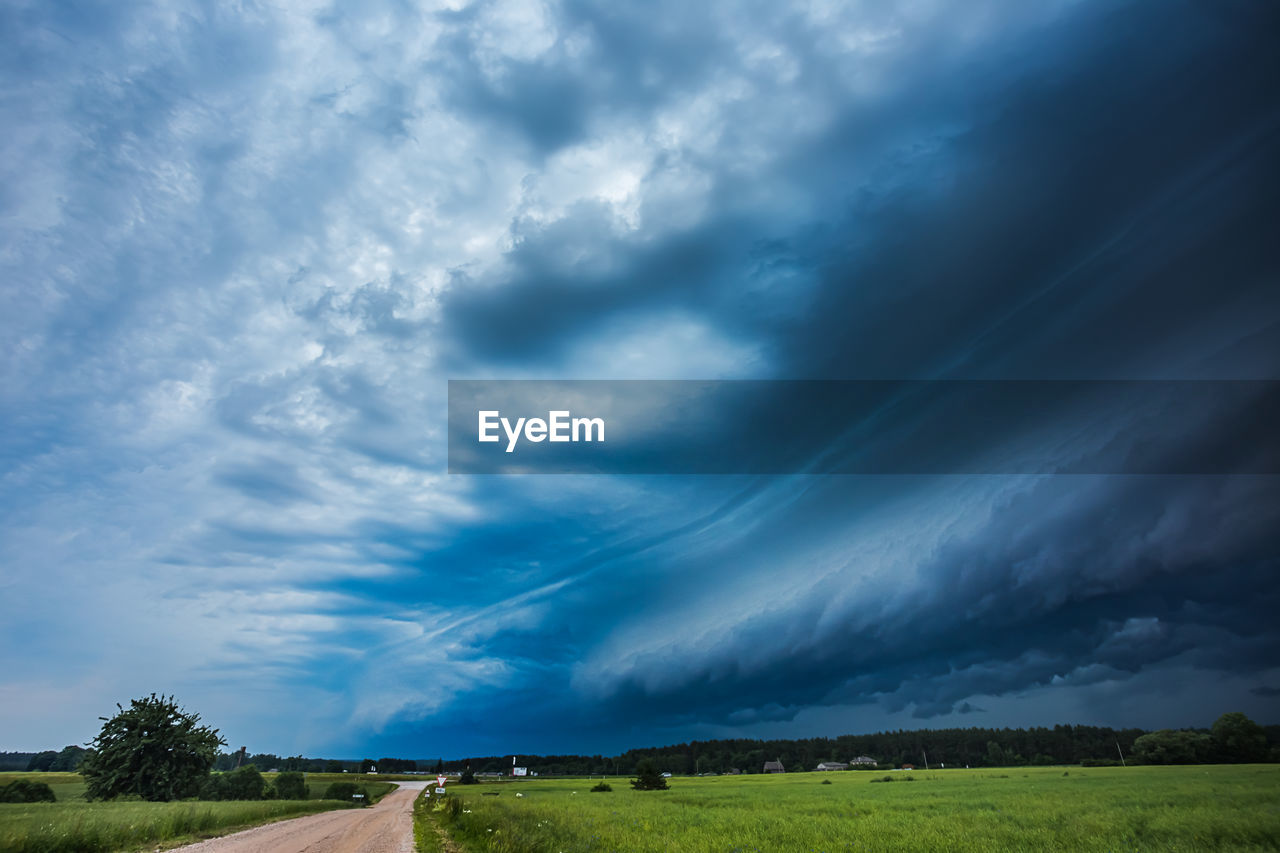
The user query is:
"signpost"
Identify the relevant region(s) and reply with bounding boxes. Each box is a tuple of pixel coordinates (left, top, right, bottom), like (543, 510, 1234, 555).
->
(435, 774, 448, 795)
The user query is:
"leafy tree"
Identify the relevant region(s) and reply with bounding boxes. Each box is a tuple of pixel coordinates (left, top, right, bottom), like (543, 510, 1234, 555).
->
(1133, 730, 1211, 764)
(0, 780, 57, 803)
(1211, 712, 1268, 763)
(247, 753, 282, 770)
(459, 766, 478, 785)
(80, 694, 225, 801)
(325, 760, 343, 773)
(273, 770, 308, 799)
(50, 745, 87, 772)
(630, 758, 669, 791)
(25, 745, 87, 772)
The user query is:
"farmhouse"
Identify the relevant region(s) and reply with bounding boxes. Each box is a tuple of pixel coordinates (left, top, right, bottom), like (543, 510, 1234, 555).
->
(850, 756, 877, 766)
(815, 761, 848, 771)
(763, 759, 785, 773)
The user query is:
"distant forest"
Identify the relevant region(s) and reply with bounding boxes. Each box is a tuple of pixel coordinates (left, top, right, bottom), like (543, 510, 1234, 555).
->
(8, 719, 1278, 775)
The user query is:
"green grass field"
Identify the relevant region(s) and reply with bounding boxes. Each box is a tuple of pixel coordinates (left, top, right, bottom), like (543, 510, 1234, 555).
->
(0, 771, 396, 852)
(0, 770, 396, 804)
(0, 771, 88, 802)
(0, 798, 349, 853)
(280, 773, 397, 802)
(419, 765, 1280, 853)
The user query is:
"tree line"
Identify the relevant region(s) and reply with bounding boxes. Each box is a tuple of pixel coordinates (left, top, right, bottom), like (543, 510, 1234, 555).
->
(442, 715, 1276, 775)
(209, 753, 420, 773)
(8, 704, 1275, 786)
(1, 745, 86, 772)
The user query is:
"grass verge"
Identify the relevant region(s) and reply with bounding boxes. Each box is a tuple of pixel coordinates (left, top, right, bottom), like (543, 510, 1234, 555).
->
(0, 798, 353, 853)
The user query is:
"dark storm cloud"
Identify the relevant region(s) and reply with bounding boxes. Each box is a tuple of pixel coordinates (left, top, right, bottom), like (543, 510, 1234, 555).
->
(784, 2, 1280, 381)
(391, 0, 1280, 752)
(437, 0, 1280, 380)
(439, 209, 744, 367)
(455, 473, 1278, 738)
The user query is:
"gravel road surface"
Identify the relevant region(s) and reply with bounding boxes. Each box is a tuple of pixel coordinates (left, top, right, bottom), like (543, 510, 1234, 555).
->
(169, 781, 430, 853)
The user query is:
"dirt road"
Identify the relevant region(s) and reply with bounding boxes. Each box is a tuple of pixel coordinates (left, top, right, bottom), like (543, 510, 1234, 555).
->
(170, 781, 430, 853)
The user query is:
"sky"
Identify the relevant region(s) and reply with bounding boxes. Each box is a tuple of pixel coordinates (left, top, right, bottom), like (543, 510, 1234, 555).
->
(1, 0, 1278, 760)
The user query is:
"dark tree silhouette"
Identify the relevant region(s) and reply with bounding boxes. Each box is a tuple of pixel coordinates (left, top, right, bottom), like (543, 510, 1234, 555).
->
(630, 758, 669, 790)
(1211, 712, 1268, 763)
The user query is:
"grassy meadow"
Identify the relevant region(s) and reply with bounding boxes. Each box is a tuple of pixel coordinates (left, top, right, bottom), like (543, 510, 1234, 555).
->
(0, 771, 394, 852)
(419, 765, 1280, 853)
(283, 772, 397, 802)
(0, 771, 88, 802)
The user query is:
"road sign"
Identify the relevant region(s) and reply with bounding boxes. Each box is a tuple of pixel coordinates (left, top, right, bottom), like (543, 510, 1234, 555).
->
(437, 775, 448, 787)
(435, 787, 447, 795)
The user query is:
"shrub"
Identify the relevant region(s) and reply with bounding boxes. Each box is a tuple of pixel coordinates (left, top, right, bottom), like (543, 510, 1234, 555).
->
(590, 781, 613, 792)
(0, 780, 56, 803)
(199, 766, 267, 801)
(325, 781, 368, 804)
(273, 771, 308, 800)
(200, 775, 231, 800)
(821, 779, 832, 785)
(441, 792, 463, 818)
(459, 767, 478, 785)
(225, 766, 266, 800)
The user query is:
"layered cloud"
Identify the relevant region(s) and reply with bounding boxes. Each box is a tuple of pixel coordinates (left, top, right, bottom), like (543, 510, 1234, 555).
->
(1, 0, 1277, 756)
